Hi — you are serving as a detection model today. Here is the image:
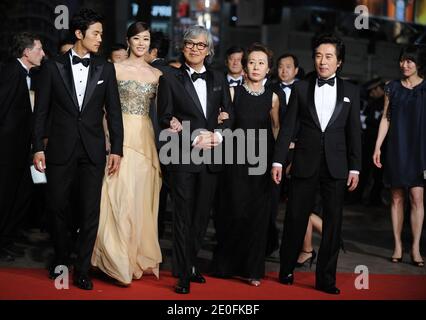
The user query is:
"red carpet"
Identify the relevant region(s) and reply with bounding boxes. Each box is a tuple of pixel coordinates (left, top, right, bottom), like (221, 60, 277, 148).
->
(0, 268, 425, 300)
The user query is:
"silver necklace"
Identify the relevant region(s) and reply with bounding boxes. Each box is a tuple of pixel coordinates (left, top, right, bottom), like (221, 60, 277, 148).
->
(243, 83, 265, 96)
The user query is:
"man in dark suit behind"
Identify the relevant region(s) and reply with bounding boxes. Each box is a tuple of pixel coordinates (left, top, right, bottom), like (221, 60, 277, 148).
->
(0, 32, 45, 261)
(157, 25, 232, 294)
(32, 9, 123, 290)
(271, 34, 361, 294)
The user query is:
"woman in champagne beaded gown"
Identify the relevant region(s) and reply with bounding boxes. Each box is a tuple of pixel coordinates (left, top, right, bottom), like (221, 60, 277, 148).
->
(92, 22, 162, 285)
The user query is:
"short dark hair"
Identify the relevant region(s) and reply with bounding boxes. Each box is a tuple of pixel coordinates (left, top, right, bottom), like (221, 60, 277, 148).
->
(399, 45, 425, 78)
(312, 33, 345, 65)
(276, 53, 299, 69)
(149, 32, 169, 58)
(70, 8, 104, 43)
(10, 32, 41, 58)
(242, 43, 273, 70)
(58, 36, 74, 53)
(225, 46, 245, 59)
(109, 43, 127, 59)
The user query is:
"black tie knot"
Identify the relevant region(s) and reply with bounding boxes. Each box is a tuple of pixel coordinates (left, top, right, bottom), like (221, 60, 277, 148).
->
(317, 77, 335, 87)
(280, 83, 294, 90)
(191, 71, 207, 82)
(229, 78, 241, 86)
(72, 55, 90, 67)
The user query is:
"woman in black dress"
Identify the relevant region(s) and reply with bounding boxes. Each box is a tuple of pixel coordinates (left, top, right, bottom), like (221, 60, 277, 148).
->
(373, 45, 425, 267)
(212, 43, 280, 286)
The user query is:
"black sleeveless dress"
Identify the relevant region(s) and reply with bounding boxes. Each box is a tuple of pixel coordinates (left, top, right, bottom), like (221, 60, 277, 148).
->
(384, 80, 426, 188)
(212, 85, 274, 279)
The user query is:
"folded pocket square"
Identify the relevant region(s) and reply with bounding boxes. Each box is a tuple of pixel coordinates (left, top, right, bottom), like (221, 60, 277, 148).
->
(213, 86, 222, 92)
(97, 80, 104, 85)
(344, 97, 350, 102)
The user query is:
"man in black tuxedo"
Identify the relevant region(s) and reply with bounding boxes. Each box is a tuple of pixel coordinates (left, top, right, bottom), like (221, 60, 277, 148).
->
(224, 46, 245, 87)
(33, 9, 123, 290)
(271, 34, 361, 294)
(0, 32, 45, 261)
(157, 25, 232, 294)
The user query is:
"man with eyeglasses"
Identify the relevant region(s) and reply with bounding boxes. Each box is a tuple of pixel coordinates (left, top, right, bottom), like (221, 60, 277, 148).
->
(157, 25, 233, 294)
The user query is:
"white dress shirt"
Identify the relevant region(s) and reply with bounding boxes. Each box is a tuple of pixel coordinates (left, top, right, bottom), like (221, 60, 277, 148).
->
(315, 73, 337, 132)
(70, 49, 90, 110)
(227, 74, 243, 87)
(281, 80, 295, 105)
(185, 64, 223, 145)
(185, 64, 207, 117)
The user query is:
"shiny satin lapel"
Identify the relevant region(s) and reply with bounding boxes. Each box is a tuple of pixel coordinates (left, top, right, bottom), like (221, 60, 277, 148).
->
(205, 70, 214, 120)
(81, 56, 103, 113)
(326, 77, 344, 129)
(308, 76, 321, 129)
(55, 53, 79, 109)
(180, 67, 205, 118)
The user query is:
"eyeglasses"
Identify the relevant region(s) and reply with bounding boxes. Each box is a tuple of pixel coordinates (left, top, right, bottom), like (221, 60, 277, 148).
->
(184, 41, 208, 50)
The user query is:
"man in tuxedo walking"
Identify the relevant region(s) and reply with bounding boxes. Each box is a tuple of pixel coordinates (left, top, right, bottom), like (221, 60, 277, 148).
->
(157, 25, 232, 294)
(271, 34, 361, 294)
(33, 9, 123, 290)
(0, 32, 45, 261)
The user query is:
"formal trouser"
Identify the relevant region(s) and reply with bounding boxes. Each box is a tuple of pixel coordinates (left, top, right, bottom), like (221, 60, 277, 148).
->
(46, 139, 104, 275)
(0, 165, 33, 247)
(169, 166, 217, 281)
(280, 153, 346, 288)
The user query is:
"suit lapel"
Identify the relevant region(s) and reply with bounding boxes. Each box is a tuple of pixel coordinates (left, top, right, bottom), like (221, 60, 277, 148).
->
(179, 66, 205, 118)
(308, 76, 321, 129)
(81, 56, 104, 113)
(206, 69, 214, 120)
(55, 52, 79, 109)
(326, 77, 344, 129)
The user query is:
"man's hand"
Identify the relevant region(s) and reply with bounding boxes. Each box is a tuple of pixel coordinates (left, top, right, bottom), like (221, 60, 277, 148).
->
(168, 116, 182, 133)
(347, 172, 359, 191)
(193, 131, 220, 149)
(108, 154, 121, 176)
(271, 166, 282, 184)
(33, 152, 46, 173)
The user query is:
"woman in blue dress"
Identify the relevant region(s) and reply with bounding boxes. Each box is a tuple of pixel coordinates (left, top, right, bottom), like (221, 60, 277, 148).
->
(373, 45, 425, 267)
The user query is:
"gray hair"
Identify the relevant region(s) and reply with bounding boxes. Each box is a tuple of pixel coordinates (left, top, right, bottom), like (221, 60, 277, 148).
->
(182, 25, 214, 63)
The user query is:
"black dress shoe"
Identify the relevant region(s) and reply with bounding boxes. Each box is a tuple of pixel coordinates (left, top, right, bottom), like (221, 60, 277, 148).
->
(279, 273, 294, 285)
(74, 274, 93, 290)
(190, 269, 206, 283)
(175, 279, 190, 294)
(315, 285, 341, 295)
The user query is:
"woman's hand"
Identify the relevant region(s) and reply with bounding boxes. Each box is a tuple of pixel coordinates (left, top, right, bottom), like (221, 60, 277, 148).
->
(169, 116, 183, 133)
(372, 148, 382, 168)
(217, 109, 229, 124)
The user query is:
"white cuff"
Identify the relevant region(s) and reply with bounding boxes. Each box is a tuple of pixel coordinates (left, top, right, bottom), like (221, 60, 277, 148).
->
(35, 151, 45, 155)
(214, 131, 223, 144)
(272, 162, 283, 168)
(349, 170, 359, 175)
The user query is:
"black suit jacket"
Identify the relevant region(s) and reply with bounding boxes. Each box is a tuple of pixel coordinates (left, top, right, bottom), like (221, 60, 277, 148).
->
(157, 65, 233, 172)
(273, 75, 362, 179)
(0, 59, 32, 167)
(33, 51, 123, 164)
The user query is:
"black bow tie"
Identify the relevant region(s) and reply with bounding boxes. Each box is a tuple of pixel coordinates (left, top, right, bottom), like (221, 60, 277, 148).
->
(191, 71, 207, 82)
(280, 83, 294, 90)
(72, 55, 90, 67)
(317, 77, 335, 87)
(229, 79, 241, 85)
